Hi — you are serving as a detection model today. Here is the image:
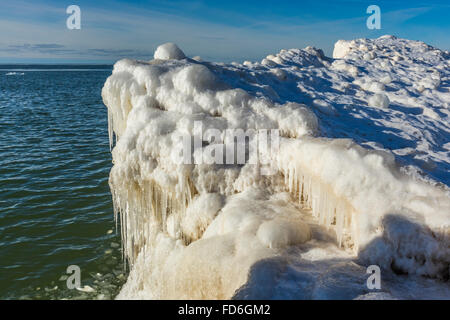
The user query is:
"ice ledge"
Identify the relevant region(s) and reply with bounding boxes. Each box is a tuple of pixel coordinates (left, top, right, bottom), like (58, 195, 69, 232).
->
(103, 38, 450, 299)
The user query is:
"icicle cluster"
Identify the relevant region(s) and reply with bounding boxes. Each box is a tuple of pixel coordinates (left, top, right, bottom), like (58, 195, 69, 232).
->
(279, 163, 357, 250)
(110, 175, 196, 266)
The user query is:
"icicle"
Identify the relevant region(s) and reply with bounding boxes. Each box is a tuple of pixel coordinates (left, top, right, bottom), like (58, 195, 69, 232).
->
(107, 107, 114, 151)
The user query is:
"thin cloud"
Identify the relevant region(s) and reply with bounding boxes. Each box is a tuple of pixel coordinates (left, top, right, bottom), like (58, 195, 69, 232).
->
(0, 43, 153, 59)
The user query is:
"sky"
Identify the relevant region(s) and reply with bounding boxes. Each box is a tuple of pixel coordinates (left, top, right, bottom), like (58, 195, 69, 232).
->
(0, 0, 449, 63)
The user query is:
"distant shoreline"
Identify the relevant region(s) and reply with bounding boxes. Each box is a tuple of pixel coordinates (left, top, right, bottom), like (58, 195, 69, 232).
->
(0, 64, 113, 70)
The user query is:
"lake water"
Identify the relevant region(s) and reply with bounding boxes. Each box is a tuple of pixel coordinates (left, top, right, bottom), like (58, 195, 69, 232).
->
(0, 66, 127, 300)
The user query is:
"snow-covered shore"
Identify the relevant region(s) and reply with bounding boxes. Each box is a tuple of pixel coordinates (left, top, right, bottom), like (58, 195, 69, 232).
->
(102, 36, 450, 299)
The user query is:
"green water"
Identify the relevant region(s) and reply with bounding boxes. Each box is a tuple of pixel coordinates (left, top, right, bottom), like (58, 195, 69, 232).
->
(0, 67, 127, 299)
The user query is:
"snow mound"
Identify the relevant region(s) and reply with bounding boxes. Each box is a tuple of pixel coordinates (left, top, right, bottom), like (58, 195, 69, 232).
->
(368, 93, 390, 108)
(154, 42, 186, 60)
(103, 37, 450, 300)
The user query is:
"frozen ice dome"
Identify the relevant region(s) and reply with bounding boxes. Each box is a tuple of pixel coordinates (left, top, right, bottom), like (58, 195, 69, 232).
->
(368, 93, 390, 108)
(154, 42, 186, 60)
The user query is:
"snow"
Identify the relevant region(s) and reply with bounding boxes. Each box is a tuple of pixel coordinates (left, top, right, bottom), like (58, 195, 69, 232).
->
(102, 35, 450, 300)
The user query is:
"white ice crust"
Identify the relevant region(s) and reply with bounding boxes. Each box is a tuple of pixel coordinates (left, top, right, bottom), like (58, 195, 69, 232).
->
(102, 35, 450, 300)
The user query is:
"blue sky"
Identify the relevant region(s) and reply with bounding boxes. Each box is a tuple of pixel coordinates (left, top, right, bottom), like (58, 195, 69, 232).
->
(0, 0, 449, 63)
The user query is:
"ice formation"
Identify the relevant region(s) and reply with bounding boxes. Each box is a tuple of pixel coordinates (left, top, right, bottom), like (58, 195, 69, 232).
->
(153, 42, 186, 60)
(102, 37, 450, 299)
